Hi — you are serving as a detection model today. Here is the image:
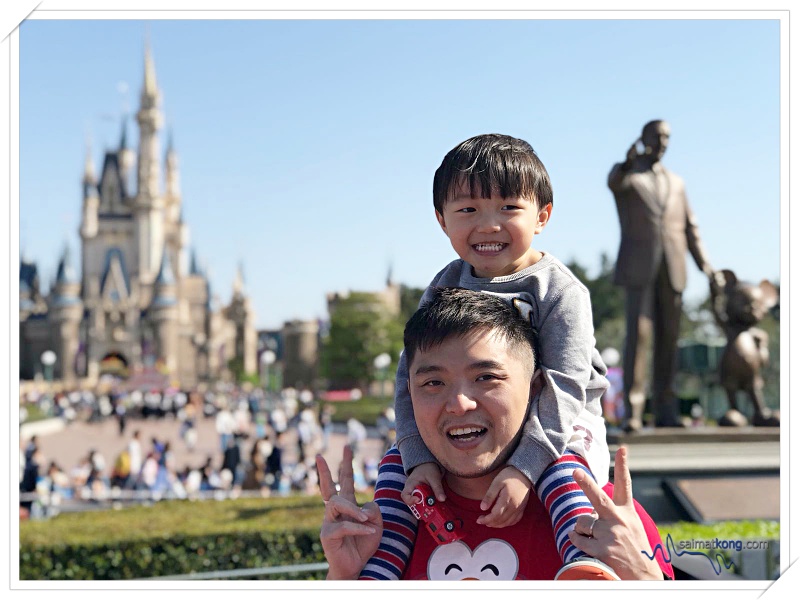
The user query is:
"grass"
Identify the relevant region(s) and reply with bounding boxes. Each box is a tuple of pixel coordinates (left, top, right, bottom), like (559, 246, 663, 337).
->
(658, 520, 779, 542)
(324, 396, 392, 426)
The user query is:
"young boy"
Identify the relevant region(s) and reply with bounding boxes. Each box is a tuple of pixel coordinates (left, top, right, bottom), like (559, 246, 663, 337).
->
(359, 134, 615, 580)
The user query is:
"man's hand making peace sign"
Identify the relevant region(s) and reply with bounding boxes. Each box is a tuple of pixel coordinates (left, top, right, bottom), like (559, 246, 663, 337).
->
(316, 446, 383, 580)
(568, 446, 665, 581)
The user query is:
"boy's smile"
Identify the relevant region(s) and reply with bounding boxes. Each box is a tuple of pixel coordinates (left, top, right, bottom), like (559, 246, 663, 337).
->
(436, 185, 551, 279)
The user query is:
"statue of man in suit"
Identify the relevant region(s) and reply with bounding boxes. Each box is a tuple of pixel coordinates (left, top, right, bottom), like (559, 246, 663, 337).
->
(608, 120, 717, 431)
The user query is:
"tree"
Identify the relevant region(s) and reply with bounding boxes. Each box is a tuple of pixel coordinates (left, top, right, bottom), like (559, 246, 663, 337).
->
(320, 292, 404, 391)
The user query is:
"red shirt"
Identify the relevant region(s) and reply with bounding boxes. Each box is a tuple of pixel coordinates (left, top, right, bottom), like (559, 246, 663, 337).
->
(403, 482, 673, 580)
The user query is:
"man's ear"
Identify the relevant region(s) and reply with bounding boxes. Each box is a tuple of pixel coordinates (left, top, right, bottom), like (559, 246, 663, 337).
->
(435, 209, 448, 234)
(534, 203, 552, 234)
(530, 369, 543, 398)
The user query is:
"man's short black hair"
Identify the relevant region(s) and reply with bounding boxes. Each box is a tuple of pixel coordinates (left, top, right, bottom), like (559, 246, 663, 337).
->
(403, 287, 538, 375)
(432, 133, 553, 215)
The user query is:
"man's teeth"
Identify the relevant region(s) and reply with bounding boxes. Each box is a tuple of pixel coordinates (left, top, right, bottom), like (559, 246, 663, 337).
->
(448, 426, 486, 437)
(474, 243, 504, 252)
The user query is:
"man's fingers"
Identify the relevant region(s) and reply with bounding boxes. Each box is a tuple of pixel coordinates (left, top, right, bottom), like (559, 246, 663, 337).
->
(325, 494, 369, 523)
(338, 445, 357, 503)
(321, 520, 377, 540)
(612, 446, 633, 507)
(567, 529, 602, 559)
(316, 454, 337, 502)
(573, 468, 615, 519)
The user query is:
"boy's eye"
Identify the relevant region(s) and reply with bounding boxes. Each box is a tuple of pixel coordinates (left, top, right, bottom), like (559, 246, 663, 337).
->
(454, 207, 476, 213)
(501, 204, 522, 211)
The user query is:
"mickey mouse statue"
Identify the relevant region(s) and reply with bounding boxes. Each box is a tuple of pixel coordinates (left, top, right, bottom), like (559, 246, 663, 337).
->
(710, 270, 779, 427)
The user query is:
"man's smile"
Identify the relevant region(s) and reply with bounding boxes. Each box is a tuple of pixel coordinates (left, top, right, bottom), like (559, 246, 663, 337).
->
(446, 425, 488, 441)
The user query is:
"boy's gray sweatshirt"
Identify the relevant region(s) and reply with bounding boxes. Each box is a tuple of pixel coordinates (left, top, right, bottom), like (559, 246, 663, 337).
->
(394, 253, 610, 485)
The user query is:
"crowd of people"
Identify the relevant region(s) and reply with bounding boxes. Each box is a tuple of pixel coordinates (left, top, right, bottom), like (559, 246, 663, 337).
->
(19, 385, 395, 520)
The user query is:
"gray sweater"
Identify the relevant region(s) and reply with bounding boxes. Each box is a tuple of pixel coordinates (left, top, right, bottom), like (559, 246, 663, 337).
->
(395, 253, 610, 485)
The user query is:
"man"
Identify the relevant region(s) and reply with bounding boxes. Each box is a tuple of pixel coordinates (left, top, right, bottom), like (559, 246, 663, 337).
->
(317, 288, 672, 580)
(608, 120, 717, 430)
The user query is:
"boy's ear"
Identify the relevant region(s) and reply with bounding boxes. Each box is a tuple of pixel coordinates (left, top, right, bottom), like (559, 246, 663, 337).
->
(435, 209, 447, 233)
(534, 203, 552, 234)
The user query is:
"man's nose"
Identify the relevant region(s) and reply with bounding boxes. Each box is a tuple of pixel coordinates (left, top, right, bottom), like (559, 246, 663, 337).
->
(445, 390, 478, 414)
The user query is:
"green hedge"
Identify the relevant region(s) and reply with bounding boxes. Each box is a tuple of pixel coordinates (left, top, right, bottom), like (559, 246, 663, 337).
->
(324, 396, 392, 426)
(19, 495, 332, 580)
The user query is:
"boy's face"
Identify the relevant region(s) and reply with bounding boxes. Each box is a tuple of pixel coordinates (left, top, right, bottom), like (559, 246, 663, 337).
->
(408, 328, 534, 493)
(436, 181, 551, 278)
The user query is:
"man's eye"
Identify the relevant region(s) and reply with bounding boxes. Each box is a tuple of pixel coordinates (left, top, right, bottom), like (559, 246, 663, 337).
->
(477, 374, 500, 382)
(421, 380, 444, 387)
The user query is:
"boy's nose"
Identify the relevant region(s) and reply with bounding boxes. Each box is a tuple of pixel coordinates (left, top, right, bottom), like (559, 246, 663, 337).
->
(476, 216, 502, 233)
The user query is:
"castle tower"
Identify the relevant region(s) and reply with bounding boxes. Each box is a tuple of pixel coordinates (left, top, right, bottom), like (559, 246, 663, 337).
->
(48, 244, 84, 383)
(133, 40, 165, 282)
(149, 246, 179, 375)
(225, 263, 257, 376)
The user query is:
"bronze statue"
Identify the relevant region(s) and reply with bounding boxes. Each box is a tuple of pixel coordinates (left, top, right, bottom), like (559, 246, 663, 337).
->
(710, 269, 779, 427)
(608, 120, 717, 431)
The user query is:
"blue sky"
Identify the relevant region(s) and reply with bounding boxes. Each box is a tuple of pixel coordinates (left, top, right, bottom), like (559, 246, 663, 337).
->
(18, 17, 781, 330)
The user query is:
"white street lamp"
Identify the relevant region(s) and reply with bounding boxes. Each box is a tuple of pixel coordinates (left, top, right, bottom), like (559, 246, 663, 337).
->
(373, 352, 391, 400)
(261, 350, 276, 394)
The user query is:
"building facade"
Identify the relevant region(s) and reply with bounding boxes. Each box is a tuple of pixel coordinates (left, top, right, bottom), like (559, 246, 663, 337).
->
(19, 45, 257, 388)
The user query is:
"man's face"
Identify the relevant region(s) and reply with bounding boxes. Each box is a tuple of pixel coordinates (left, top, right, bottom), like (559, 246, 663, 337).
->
(436, 181, 551, 279)
(408, 328, 534, 487)
(643, 121, 670, 161)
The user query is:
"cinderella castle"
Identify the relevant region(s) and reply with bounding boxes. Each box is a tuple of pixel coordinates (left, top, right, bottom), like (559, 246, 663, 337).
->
(19, 45, 257, 387)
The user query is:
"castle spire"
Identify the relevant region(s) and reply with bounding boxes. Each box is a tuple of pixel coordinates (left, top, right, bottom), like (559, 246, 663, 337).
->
(233, 262, 245, 296)
(82, 139, 95, 184)
(142, 37, 159, 102)
(119, 115, 129, 150)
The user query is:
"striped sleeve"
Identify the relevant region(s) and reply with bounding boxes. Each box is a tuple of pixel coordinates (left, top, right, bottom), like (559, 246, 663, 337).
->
(358, 445, 418, 580)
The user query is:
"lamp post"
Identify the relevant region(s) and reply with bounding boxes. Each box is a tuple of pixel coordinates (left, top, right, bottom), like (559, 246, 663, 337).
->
(41, 350, 57, 385)
(373, 352, 391, 401)
(261, 350, 276, 395)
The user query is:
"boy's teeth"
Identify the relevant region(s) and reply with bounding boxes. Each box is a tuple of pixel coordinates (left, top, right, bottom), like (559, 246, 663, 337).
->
(475, 243, 504, 252)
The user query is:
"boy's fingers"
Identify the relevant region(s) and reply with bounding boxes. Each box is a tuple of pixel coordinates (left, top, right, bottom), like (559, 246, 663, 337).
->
(573, 469, 615, 520)
(612, 446, 633, 508)
(428, 476, 447, 503)
(480, 480, 502, 512)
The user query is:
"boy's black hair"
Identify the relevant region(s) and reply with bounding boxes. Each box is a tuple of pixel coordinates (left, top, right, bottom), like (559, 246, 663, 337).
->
(433, 133, 553, 214)
(403, 287, 538, 376)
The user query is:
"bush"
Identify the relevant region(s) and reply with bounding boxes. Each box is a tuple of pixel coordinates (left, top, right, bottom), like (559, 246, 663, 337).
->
(19, 495, 331, 580)
(323, 396, 392, 426)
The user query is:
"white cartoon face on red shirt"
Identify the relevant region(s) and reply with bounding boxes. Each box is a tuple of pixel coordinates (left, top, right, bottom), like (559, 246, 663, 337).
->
(426, 539, 519, 580)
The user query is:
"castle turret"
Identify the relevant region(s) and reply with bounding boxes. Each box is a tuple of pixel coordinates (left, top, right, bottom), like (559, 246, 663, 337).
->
(80, 142, 99, 239)
(48, 244, 84, 383)
(149, 246, 178, 375)
(118, 116, 136, 194)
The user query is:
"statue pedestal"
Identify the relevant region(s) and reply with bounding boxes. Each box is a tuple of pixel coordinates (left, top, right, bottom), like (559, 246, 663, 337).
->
(604, 426, 780, 526)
